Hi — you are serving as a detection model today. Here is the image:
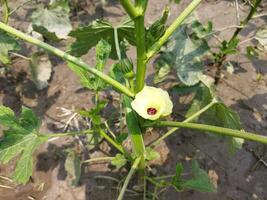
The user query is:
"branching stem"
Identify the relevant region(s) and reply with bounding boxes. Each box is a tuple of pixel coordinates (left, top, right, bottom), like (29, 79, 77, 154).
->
(0, 22, 134, 98)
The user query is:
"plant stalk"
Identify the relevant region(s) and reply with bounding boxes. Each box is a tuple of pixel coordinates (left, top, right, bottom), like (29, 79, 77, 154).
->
(124, 96, 146, 187)
(134, 14, 147, 93)
(120, 0, 140, 19)
(0, 22, 134, 98)
(146, 0, 203, 61)
(117, 156, 142, 200)
(148, 121, 267, 144)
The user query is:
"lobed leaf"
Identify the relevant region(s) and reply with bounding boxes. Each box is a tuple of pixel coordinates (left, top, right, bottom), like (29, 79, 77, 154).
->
(0, 106, 47, 184)
(69, 19, 135, 59)
(183, 160, 216, 193)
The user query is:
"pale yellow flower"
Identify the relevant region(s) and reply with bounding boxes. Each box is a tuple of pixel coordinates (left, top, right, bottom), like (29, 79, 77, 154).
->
(131, 86, 173, 120)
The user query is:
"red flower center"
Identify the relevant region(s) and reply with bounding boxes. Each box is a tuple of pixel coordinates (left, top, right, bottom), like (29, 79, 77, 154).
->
(147, 107, 157, 115)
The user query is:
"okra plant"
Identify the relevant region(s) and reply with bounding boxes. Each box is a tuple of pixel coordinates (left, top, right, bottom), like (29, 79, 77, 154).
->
(0, 0, 266, 199)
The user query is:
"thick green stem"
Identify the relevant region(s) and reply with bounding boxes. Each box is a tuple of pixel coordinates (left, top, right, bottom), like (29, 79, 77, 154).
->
(0, 22, 134, 98)
(149, 121, 267, 144)
(120, 0, 140, 19)
(146, 0, 203, 61)
(124, 96, 145, 157)
(134, 15, 147, 93)
(124, 96, 146, 185)
(150, 99, 217, 147)
(117, 156, 141, 200)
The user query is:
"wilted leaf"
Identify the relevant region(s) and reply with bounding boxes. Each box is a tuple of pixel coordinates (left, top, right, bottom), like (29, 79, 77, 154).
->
(65, 151, 81, 186)
(30, 52, 52, 90)
(0, 32, 21, 65)
(154, 58, 172, 84)
(69, 19, 135, 59)
(183, 160, 216, 193)
(154, 16, 210, 86)
(0, 106, 47, 184)
(31, 2, 72, 40)
(255, 26, 267, 50)
(172, 26, 210, 85)
(246, 46, 259, 59)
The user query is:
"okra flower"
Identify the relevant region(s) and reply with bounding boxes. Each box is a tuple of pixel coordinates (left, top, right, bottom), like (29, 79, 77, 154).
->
(131, 86, 173, 120)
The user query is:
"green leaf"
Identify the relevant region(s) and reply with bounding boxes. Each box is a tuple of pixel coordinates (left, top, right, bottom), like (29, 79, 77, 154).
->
(64, 151, 81, 186)
(183, 160, 216, 193)
(0, 106, 46, 184)
(0, 32, 21, 65)
(172, 163, 184, 191)
(69, 19, 135, 59)
(109, 63, 125, 84)
(145, 147, 160, 161)
(202, 103, 243, 153)
(79, 100, 107, 125)
(19, 107, 40, 132)
(146, 8, 169, 50)
(111, 153, 127, 169)
(29, 52, 52, 90)
(185, 84, 213, 121)
(68, 39, 111, 91)
(116, 133, 128, 144)
(31, 2, 72, 40)
(12, 135, 45, 184)
(219, 39, 239, 55)
(0, 105, 17, 128)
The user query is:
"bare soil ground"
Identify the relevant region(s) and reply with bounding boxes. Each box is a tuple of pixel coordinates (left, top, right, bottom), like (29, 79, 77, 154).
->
(0, 0, 267, 200)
